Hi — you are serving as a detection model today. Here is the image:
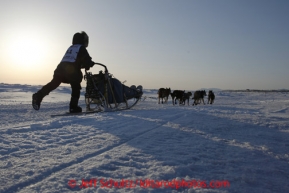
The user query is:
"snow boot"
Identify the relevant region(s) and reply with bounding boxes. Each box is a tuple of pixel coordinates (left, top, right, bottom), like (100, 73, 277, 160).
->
(32, 92, 44, 110)
(69, 97, 82, 113)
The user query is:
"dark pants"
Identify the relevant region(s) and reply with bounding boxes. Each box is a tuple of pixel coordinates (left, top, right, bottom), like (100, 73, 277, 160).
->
(38, 76, 81, 99)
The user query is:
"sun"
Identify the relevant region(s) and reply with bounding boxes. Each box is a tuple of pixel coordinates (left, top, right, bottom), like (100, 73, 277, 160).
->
(7, 32, 49, 71)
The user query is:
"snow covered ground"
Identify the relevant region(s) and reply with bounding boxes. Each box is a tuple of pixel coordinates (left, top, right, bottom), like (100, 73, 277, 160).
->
(1, 83, 289, 193)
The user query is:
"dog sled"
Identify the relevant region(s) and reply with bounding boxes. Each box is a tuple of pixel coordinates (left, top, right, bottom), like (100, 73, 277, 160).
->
(84, 63, 143, 112)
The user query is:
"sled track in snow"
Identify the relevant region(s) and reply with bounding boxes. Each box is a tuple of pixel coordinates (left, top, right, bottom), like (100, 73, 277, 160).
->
(2, 112, 185, 193)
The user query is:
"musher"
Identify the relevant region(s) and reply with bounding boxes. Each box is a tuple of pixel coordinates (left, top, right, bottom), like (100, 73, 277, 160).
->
(32, 31, 95, 113)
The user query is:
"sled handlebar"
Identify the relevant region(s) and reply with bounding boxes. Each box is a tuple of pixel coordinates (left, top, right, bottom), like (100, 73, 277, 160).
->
(84, 62, 109, 80)
(93, 62, 108, 73)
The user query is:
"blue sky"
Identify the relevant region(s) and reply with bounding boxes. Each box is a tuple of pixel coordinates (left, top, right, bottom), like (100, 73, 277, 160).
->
(0, 0, 288, 90)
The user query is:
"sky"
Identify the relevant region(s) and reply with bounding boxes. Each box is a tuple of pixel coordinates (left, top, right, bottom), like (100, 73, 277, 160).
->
(0, 0, 288, 90)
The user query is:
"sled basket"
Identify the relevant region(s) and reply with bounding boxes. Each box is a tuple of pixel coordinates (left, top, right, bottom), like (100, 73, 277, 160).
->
(84, 63, 143, 112)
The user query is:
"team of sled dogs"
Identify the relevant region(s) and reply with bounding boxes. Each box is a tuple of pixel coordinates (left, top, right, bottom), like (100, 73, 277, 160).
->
(157, 88, 215, 106)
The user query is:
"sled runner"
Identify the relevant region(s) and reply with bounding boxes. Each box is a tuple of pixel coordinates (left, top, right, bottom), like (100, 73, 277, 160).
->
(84, 63, 143, 112)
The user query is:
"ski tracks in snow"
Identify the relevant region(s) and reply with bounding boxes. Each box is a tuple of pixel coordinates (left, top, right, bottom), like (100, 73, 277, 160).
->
(1, 109, 187, 193)
(1, 91, 289, 193)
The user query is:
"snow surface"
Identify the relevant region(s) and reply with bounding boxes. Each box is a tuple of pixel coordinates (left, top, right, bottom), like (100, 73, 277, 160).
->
(1, 83, 289, 193)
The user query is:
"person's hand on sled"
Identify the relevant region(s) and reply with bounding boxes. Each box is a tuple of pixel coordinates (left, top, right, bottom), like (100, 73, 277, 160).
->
(92, 61, 98, 67)
(85, 61, 95, 70)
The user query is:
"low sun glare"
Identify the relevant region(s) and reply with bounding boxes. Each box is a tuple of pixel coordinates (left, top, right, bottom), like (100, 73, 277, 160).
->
(7, 31, 49, 72)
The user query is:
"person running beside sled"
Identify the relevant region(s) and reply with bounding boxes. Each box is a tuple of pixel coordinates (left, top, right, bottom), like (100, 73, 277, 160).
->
(32, 31, 95, 113)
